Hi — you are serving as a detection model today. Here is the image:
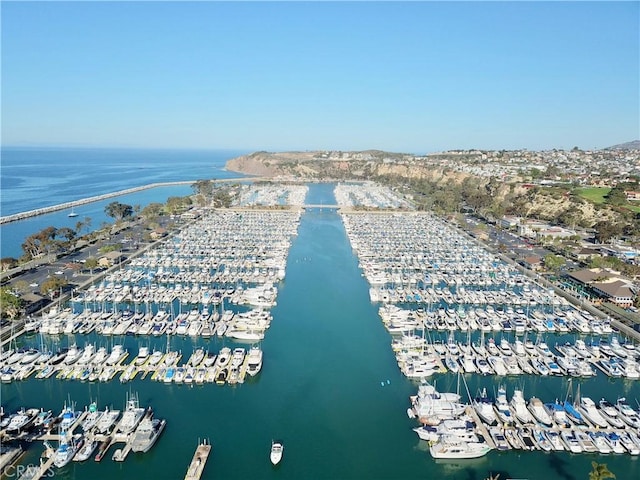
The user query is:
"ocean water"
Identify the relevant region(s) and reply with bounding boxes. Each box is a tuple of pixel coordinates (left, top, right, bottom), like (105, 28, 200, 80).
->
(2, 184, 640, 479)
(0, 147, 249, 259)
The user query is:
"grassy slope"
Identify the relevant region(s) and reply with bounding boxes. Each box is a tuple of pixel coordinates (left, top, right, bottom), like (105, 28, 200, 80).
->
(575, 187, 611, 203)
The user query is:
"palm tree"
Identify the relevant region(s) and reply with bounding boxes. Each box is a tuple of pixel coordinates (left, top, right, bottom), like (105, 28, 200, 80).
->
(485, 474, 499, 480)
(589, 462, 615, 480)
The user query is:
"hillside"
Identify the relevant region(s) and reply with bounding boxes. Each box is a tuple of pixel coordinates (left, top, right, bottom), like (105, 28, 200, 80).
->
(605, 140, 640, 150)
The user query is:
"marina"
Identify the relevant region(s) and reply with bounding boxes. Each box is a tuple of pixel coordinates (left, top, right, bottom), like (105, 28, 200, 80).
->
(0, 393, 167, 477)
(408, 380, 640, 458)
(2, 183, 640, 479)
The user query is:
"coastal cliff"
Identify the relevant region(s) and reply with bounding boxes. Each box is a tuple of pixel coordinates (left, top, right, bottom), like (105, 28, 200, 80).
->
(225, 150, 438, 180)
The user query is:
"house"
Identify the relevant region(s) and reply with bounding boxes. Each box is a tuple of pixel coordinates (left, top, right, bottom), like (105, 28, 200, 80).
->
(625, 191, 640, 201)
(522, 255, 542, 271)
(567, 268, 617, 286)
(98, 251, 126, 268)
(575, 247, 600, 261)
(567, 268, 637, 307)
(499, 215, 520, 229)
(150, 228, 167, 240)
(592, 280, 635, 307)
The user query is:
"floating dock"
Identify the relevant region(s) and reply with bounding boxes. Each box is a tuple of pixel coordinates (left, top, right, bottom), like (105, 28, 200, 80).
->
(16, 454, 54, 480)
(184, 440, 211, 480)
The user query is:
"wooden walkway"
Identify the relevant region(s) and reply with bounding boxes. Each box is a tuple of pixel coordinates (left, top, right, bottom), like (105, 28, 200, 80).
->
(184, 440, 212, 480)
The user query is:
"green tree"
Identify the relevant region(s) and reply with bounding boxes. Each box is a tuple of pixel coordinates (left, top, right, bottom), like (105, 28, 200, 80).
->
(544, 253, 566, 272)
(12, 280, 30, 296)
(165, 196, 192, 215)
(588, 462, 615, 480)
(105, 201, 133, 221)
(594, 221, 623, 243)
(40, 276, 68, 299)
(21, 226, 58, 260)
(192, 179, 213, 197)
(84, 257, 99, 275)
(56, 227, 76, 243)
(141, 203, 164, 222)
(99, 243, 122, 254)
(213, 188, 233, 208)
(605, 186, 628, 207)
(0, 286, 22, 319)
(1, 257, 19, 271)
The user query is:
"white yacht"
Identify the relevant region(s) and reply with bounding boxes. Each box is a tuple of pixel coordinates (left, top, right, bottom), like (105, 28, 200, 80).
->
(80, 402, 103, 432)
(560, 430, 583, 453)
(147, 349, 164, 367)
(429, 438, 492, 459)
(73, 439, 98, 462)
(270, 440, 284, 465)
(116, 393, 146, 434)
(527, 397, 553, 427)
(578, 397, 610, 429)
(473, 389, 497, 426)
(91, 347, 109, 366)
(5, 408, 38, 434)
(615, 398, 640, 429)
(95, 407, 120, 434)
(134, 346, 150, 366)
(216, 347, 232, 369)
(131, 417, 166, 453)
(76, 344, 96, 365)
(598, 399, 625, 429)
(493, 386, 513, 425)
(53, 433, 82, 468)
(509, 390, 534, 424)
(246, 346, 263, 376)
(63, 344, 82, 365)
(104, 345, 127, 366)
(411, 383, 466, 421)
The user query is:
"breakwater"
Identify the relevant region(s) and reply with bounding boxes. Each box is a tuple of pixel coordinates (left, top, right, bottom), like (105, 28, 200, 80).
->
(0, 182, 192, 225)
(0, 177, 260, 225)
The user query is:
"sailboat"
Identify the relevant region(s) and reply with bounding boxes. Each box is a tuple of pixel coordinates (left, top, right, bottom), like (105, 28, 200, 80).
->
(68, 207, 79, 218)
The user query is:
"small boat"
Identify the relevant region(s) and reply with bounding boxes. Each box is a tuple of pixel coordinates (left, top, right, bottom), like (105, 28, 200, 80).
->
(116, 392, 146, 434)
(95, 408, 120, 434)
(74, 439, 98, 462)
(131, 417, 166, 453)
(80, 402, 103, 432)
(246, 346, 263, 376)
(94, 435, 111, 462)
(429, 438, 493, 458)
(54, 434, 83, 468)
(270, 440, 284, 465)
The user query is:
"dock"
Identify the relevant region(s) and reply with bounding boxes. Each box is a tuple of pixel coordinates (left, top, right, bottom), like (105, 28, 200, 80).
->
(465, 405, 496, 449)
(0, 445, 24, 476)
(17, 453, 54, 480)
(184, 440, 212, 480)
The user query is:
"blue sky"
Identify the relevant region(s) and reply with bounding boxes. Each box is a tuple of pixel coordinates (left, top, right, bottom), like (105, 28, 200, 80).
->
(2, 1, 638, 153)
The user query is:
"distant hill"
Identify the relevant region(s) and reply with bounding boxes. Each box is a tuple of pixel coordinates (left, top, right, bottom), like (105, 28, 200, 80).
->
(605, 140, 640, 150)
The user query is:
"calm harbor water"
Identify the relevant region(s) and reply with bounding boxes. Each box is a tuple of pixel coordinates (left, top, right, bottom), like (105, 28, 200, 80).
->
(3, 185, 640, 479)
(0, 147, 249, 259)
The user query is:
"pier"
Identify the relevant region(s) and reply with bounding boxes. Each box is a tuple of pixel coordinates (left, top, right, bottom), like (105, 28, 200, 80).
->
(184, 440, 211, 480)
